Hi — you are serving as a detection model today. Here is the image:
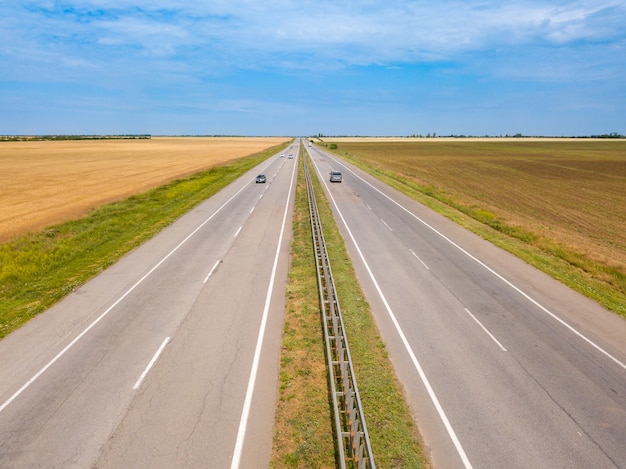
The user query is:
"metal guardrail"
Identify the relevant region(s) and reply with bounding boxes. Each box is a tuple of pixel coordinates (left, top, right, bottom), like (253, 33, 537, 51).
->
(303, 154, 375, 469)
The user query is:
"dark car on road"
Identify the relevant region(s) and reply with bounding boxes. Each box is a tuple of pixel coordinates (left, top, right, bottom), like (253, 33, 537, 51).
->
(255, 174, 266, 183)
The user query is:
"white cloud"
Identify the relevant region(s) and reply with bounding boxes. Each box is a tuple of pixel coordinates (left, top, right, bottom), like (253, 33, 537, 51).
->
(7, 1, 625, 66)
(2, 0, 624, 134)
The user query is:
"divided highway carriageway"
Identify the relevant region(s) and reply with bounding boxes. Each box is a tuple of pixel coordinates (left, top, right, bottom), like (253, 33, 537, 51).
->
(0, 137, 625, 468)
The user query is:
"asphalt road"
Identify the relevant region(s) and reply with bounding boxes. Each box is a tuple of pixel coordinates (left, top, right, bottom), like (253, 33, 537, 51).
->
(0, 142, 298, 468)
(2, 138, 625, 468)
(307, 144, 626, 468)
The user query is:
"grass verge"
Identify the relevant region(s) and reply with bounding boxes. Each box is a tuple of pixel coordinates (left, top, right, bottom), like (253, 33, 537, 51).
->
(323, 145, 626, 319)
(271, 149, 429, 468)
(0, 143, 287, 340)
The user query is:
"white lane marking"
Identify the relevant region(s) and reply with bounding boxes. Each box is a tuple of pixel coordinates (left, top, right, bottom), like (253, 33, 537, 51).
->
(204, 260, 221, 284)
(249, 206, 255, 215)
(381, 219, 393, 231)
(409, 248, 430, 270)
(311, 160, 474, 469)
(0, 178, 253, 415)
(464, 308, 508, 352)
(231, 155, 297, 469)
(133, 337, 170, 390)
(328, 157, 626, 371)
(365, 202, 372, 210)
(234, 226, 243, 238)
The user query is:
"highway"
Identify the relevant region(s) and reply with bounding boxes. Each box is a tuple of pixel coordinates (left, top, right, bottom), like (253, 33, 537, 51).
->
(307, 143, 626, 468)
(0, 141, 298, 468)
(1, 137, 625, 468)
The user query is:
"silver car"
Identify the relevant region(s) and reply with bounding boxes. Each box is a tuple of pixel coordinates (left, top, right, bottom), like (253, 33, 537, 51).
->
(330, 170, 342, 182)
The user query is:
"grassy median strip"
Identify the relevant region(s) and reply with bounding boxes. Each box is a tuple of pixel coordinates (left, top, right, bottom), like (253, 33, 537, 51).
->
(0, 144, 286, 340)
(271, 151, 429, 468)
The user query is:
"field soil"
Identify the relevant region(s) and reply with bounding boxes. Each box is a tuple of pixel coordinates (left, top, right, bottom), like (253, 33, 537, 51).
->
(0, 137, 289, 242)
(327, 139, 626, 274)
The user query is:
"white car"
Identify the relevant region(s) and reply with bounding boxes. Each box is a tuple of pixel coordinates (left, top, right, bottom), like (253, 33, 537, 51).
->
(330, 170, 342, 182)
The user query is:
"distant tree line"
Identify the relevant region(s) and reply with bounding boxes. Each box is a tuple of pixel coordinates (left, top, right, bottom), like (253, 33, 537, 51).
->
(0, 134, 151, 142)
(314, 132, 625, 139)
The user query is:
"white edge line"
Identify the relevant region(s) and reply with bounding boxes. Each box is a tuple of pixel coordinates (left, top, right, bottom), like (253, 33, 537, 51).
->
(311, 157, 474, 469)
(204, 260, 221, 284)
(464, 308, 508, 352)
(0, 178, 252, 415)
(328, 156, 626, 371)
(230, 154, 297, 469)
(133, 337, 170, 390)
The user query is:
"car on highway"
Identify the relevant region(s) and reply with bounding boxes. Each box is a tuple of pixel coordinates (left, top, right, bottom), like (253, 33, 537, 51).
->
(255, 174, 266, 183)
(330, 170, 342, 182)
(288, 154, 294, 159)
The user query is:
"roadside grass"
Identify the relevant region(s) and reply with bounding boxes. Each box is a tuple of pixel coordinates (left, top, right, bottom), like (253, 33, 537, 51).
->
(271, 149, 429, 468)
(0, 143, 287, 340)
(322, 141, 626, 318)
(270, 151, 336, 468)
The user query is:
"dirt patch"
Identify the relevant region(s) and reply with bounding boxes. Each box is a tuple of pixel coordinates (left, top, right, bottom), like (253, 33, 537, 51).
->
(0, 137, 289, 242)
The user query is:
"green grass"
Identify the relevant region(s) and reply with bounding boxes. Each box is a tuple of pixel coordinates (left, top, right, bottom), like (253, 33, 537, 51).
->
(271, 150, 336, 468)
(3, 139, 430, 466)
(271, 148, 429, 468)
(0, 143, 287, 339)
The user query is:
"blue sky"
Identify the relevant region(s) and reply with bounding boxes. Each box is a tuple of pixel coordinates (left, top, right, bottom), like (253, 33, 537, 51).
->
(1, 1, 625, 136)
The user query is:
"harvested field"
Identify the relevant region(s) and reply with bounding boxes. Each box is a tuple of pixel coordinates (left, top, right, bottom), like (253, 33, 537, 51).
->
(328, 139, 626, 295)
(0, 137, 289, 242)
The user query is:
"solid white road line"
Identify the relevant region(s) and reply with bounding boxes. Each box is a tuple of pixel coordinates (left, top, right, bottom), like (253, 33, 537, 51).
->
(329, 156, 626, 371)
(0, 176, 252, 415)
(133, 337, 170, 390)
(464, 308, 508, 352)
(311, 158, 474, 469)
(230, 156, 297, 469)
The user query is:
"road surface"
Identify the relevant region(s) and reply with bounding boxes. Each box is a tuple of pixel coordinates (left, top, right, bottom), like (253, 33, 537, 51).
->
(2, 137, 624, 468)
(0, 142, 298, 468)
(307, 143, 626, 469)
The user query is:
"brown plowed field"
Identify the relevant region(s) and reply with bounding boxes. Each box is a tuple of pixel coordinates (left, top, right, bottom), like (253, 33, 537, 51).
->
(0, 137, 289, 242)
(329, 139, 626, 270)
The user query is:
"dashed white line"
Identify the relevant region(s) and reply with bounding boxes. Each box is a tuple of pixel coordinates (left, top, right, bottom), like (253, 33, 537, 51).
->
(234, 226, 242, 238)
(204, 260, 221, 283)
(0, 178, 251, 415)
(133, 337, 170, 390)
(464, 308, 508, 352)
(312, 159, 474, 469)
(230, 151, 298, 469)
(249, 206, 255, 215)
(327, 156, 626, 371)
(381, 219, 393, 231)
(409, 248, 430, 270)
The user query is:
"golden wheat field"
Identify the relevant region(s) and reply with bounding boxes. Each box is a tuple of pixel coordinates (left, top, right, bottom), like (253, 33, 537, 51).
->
(0, 137, 289, 242)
